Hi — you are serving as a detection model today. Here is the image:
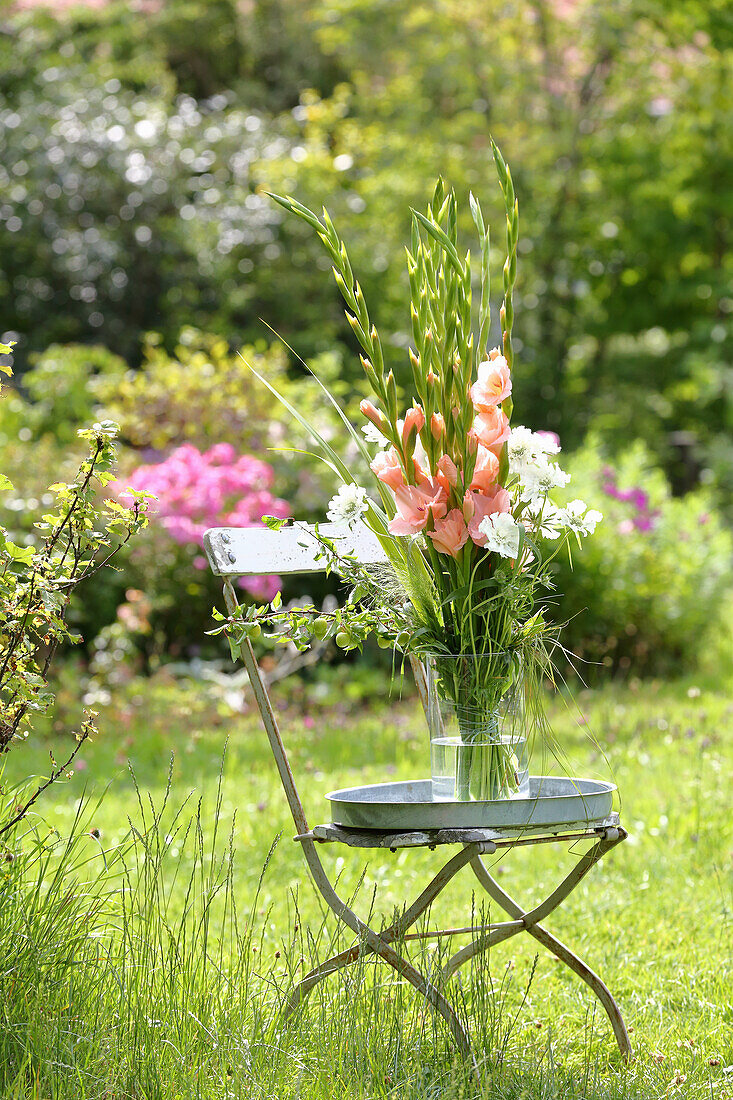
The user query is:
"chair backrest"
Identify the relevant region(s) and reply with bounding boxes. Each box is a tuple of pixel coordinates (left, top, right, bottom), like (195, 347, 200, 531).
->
(204, 521, 387, 578)
(203, 521, 411, 835)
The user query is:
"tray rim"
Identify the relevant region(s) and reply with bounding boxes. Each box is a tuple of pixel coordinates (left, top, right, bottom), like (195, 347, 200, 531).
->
(326, 776, 617, 831)
(326, 774, 617, 806)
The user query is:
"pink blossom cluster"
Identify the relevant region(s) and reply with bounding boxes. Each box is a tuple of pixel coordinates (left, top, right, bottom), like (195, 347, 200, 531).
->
(601, 467, 659, 534)
(117, 443, 289, 599)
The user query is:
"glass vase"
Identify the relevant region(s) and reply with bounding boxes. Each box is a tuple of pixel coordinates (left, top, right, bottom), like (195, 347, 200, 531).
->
(425, 652, 530, 802)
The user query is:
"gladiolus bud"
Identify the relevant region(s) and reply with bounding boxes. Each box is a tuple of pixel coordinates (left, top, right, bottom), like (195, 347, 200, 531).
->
(345, 311, 362, 338)
(430, 412, 445, 440)
(385, 371, 397, 420)
(359, 355, 378, 387)
(360, 400, 386, 433)
(436, 454, 458, 493)
(401, 404, 425, 449)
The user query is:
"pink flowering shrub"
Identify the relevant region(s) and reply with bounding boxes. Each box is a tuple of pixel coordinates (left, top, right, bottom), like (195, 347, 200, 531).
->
(117, 443, 289, 600)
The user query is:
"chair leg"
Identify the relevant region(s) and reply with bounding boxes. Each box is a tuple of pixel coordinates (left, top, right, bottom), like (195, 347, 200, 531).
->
(443, 832, 622, 984)
(283, 941, 372, 1019)
(442, 920, 525, 982)
(291, 839, 482, 1084)
(284, 840, 479, 1019)
(470, 853, 632, 1060)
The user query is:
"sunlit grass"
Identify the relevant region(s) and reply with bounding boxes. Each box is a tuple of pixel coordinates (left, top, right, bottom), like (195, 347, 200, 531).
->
(0, 668, 731, 1098)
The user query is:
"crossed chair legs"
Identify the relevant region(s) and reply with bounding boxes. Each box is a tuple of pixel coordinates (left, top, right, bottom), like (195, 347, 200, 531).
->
(284, 828, 631, 1085)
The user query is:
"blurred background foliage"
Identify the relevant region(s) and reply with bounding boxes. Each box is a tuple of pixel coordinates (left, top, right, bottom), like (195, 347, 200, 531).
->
(0, 0, 731, 682)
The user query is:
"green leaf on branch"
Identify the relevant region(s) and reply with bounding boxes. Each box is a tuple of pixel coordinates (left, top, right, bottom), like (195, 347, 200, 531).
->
(3, 541, 35, 564)
(263, 515, 287, 531)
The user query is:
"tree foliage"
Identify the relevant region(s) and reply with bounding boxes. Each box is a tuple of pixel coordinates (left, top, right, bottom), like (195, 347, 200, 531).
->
(259, 0, 731, 480)
(2, 0, 728, 496)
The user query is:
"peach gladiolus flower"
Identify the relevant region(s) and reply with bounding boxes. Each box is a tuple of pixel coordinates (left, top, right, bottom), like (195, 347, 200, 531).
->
(436, 454, 459, 494)
(470, 444, 500, 493)
(370, 447, 406, 490)
(428, 509, 470, 557)
(469, 350, 512, 411)
(471, 406, 510, 456)
(464, 487, 512, 546)
(388, 480, 447, 535)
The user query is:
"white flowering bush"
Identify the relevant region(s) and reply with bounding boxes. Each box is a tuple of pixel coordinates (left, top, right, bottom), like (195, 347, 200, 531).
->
(0, 62, 292, 363)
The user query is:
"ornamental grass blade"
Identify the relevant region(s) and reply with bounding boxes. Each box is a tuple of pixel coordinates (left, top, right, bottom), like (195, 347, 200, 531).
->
(242, 351, 353, 487)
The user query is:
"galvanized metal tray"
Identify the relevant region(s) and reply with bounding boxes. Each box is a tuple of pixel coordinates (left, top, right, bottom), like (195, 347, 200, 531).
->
(327, 776, 616, 832)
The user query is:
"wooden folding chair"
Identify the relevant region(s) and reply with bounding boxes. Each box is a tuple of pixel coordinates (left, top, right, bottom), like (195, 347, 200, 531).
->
(204, 522, 631, 1083)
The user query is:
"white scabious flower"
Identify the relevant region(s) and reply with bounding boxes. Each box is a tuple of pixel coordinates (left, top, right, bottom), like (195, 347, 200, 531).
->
(507, 426, 536, 465)
(527, 500, 565, 539)
(327, 483, 369, 527)
(361, 421, 387, 445)
(561, 499, 603, 536)
(508, 425, 561, 470)
(519, 457, 571, 504)
(478, 512, 522, 558)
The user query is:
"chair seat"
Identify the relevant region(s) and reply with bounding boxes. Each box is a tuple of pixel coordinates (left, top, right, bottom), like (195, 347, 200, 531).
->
(299, 813, 621, 851)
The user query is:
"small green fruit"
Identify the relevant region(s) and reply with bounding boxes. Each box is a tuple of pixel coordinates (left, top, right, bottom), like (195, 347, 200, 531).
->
(312, 617, 329, 639)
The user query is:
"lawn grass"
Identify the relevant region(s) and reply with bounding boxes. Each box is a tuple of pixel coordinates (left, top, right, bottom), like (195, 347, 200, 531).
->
(0, 666, 731, 1098)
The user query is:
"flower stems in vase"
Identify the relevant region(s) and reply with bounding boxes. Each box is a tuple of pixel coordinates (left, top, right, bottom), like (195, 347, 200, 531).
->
(428, 651, 526, 802)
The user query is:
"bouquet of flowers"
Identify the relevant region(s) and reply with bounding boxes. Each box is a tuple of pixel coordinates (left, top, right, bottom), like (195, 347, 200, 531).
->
(226, 144, 602, 801)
